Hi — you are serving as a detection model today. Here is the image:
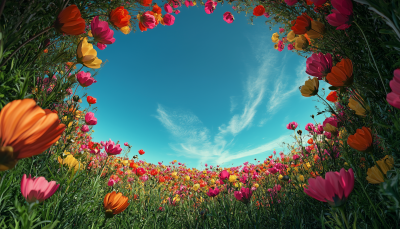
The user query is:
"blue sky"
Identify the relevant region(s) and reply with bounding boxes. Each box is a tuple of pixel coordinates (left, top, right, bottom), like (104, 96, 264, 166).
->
(78, 2, 329, 169)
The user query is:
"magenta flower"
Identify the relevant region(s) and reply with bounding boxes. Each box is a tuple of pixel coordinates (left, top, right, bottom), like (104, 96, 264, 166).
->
(277, 40, 284, 52)
(81, 125, 89, 132)
(104, 139, 122, 156)
(170, 0, 181, 8)
(189, 1, 194, 6)
(141, 11, 156, 29)
(91, 16, 115, 45)
(163, 14, 175, 26)
(206, 187, 220, 197)
(387, 69, 400, 109)
(204, 0, 217, 14)
(306, 53, 333, 80)
(140, 175, 149, 182)
(305, 123, 315, 132)
(293, 154, 300, 160)
(107, 178, 117, 186)
(85, 112, 97, 125)
(287, 43, 294, 50)
(323, 117, 338, 129)
(124, 142, 129, 146)
(279, 28, 285, 33)
(76, 71, 96, 87)
(223, 12, 234, 24)
(219, 170, 229, 180)
(234, 187, 253, 204)
(185, 0, 190, 7)
(311, 0, 327, 6)
(21, 174, 59, 204)
(164, 3, 173, 13)
(316, 124, 324, 134)
(324, 131, 332, 139)
(175, 10, 180, 14)
(97, 43, 107, 50)
(326, 0, 353, 30)
(264, 12, 270, 18)
(304, 168, 354, 207)
(285, 0, 298, 6)
(286, 121, 298, 130)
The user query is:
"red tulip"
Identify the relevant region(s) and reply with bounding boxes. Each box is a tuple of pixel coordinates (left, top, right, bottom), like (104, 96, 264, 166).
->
(138, 149, 145, 155)
(87, 96, 97, 104)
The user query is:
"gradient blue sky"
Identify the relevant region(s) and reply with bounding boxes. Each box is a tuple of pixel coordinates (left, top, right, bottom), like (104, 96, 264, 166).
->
(78, 2, 329, 169)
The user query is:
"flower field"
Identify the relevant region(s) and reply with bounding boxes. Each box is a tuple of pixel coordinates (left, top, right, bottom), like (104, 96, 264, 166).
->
(0, 0, 400, 228)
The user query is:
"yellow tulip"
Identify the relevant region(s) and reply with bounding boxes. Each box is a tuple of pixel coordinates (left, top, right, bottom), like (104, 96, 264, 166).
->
(229, 175, 237, 183)
(271, 32, 279, 43)
(76, 37, 102, 69)
(193, 184, 200, 191)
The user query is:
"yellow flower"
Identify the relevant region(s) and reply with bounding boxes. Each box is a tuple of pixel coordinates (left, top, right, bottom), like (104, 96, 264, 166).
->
(192, 1, 197, 5)
(301, 78, 319, 97)
(278, 175, 283, 180)
(58, 152, 84, 173)
(323, 123, 337, 134)
(229, 175, 237, 183)
(298, 175, 304, 182)
(234, 182, 243, 188)
(295, 35, 309, 51)
(185, 176, 191, 181)
(193, 184, 200, 191)
(366, 155, 394, 184)
(344, 162, 349, 166)
(120, 25, 131, 34)
(287, 167, 291, 172)
(274, 43, 279, 50)
(88, 30, 93, 37)
(306, 21, 325, 39)
(122, 160, 129, 166)
(76, 37, 102, 69)
(253, 183, 259, 188)
(203, 170, 207, 174)
(348, 97, 367, 116)
(271, 32, 279, 43)
(210, 179, 215, 184)
(173, 195, 180, 202)
(287, 30, 296, 42)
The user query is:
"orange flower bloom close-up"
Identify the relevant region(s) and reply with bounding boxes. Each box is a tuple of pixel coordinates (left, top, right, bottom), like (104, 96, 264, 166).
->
(103, 191, 130, 218)
(326, 91, 338, 102)
(291, 13, 313, 35)
(347, 127, 373, 153)
(54, 4, 86, 35)
(326, 59, 353, 87)
(0, 99, 65, 171)
(109, 6, 131, 28)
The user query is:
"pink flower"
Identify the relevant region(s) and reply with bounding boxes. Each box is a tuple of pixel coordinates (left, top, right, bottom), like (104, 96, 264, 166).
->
(66, 88, 72, 95)
(304, 168, 354, 207)
(316, 124, 324, 134)
(305, 123, 315, 132)
(21, 174, 59, 204)
(175, 10, 180, 14)
(81, 125, 89, 132)
(124, 142, 129, 146)
(234, 187, 253, 204)
(263, 12, 270, 18)
(387, 69, 400, 109)
(189, 1, 194, 6)
(164, 3, 173, 13)
(206, 187, 220, 197)
(232, 6, 236, 9)
(306, 53, 333, 80)
(91, 16, 115, 45)
(277, 40, 284, 52)
(170, 0, 181, 8)
(293, 154, 299, 160)
(219, 170, 229, 180)
(311, 0, 327, 6)
(76, 71, 96, 87)
(185, 0, 190, 7)
(104, 139, 122, 156)
(140, 11, 156, 29)
(108, 178, 117, 186)
(279, 28, 285, 33)
(323, 117, 338, 129)
(285, 0, 298, 6)
(286, 121, 298, 130)
(326, 0, 353, 30)
(204, 0, 217, 14)
(97, 43, 107, 50)
(324, 131, 332, 139)
(268, 167, 278, 174)
(223, 12, 234, 24)
(287, 43, 294, 50)
(140, 175, 149, 182)
(85, 112, 97, 125)
(163, 14, 175, 26)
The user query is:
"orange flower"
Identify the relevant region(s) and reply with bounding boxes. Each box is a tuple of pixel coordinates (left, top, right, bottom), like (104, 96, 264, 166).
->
(140, 0, 152, 6)
(103, 191, 129, 218)
(307, 138, 314, 144)
(152, 3, 162, 14)
(291, 13, 312, 35)
(54, 5, 86, 35)
(347, 127, 373, 153)
(253, 5, 265, 17)
(109, 6, 131, 28)
(326, 91, 338, 102)
(44, 49, 48, 53)
(326, 59, 353, 87)
(0, 99, 65, 171)
(139, 22, 147, 32)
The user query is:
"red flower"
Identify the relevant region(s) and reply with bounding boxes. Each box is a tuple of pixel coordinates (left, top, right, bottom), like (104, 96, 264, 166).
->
(152, 3, 162, 14)
(109, 6, 131, 28)
(140, 0, 153, 6)
(159, 176, 166, 182)
(55, 5, 86, 35)
(87, 96, 97, 105)
(326, 91, 338, 102)
(253, 5, 265, 17)
(136, 167, 146, 176)
(139, 22, 147, 32)
(307, 138, 314, 144)
(291, 13, 313, 35)
(138, 149, 145, 155)
(150, 169, 159, 176)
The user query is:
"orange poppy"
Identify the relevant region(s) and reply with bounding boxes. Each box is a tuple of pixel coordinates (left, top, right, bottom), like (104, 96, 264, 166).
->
(0, 99, 65, 171)
(326, 91, 338, 102)
(109, 6, 131, 28)
(326, 59, 353, 87)
(54, 5, 86, 35)
(253, 5, 265, 17)
(347, 127, 373, 153)
(291, 13, 313, 35)
(103, 191, 129, 218)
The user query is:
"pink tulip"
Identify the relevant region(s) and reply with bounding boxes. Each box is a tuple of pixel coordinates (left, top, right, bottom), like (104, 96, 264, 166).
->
(104, 139, 122, 156)
(164, 3, 173, 13)
(306, 53, 333, 80)
(163, 14, 175, 26)
(21, 174, 59, 203)
(326, 0, 353, 30)
(85, 112, 97, 125)
(234, 187, 253, 204)
(91, 16, 115, 45)
(140, 11, 156, 29)
(219, 170, 229, 180)
(285, 0, 298, 6)
(185, 0, 190, 7)
(76, 71, 96, 87)
(204, 0, 217, 14)
(286, 121, 298, 130)
(206, 187, 220, 197)
(81, 125, 89, 132)
(97, 43, 107, 50)
(223, 12, 234, 24)
(304, 168, 354, 207)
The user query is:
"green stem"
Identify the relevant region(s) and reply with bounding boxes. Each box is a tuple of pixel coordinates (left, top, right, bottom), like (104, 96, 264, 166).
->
(338, 206, 350, 229)
(353, 21, 388, 95)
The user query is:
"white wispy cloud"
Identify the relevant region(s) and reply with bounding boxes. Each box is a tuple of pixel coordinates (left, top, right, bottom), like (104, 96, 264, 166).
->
(230, 96, 237, 113)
